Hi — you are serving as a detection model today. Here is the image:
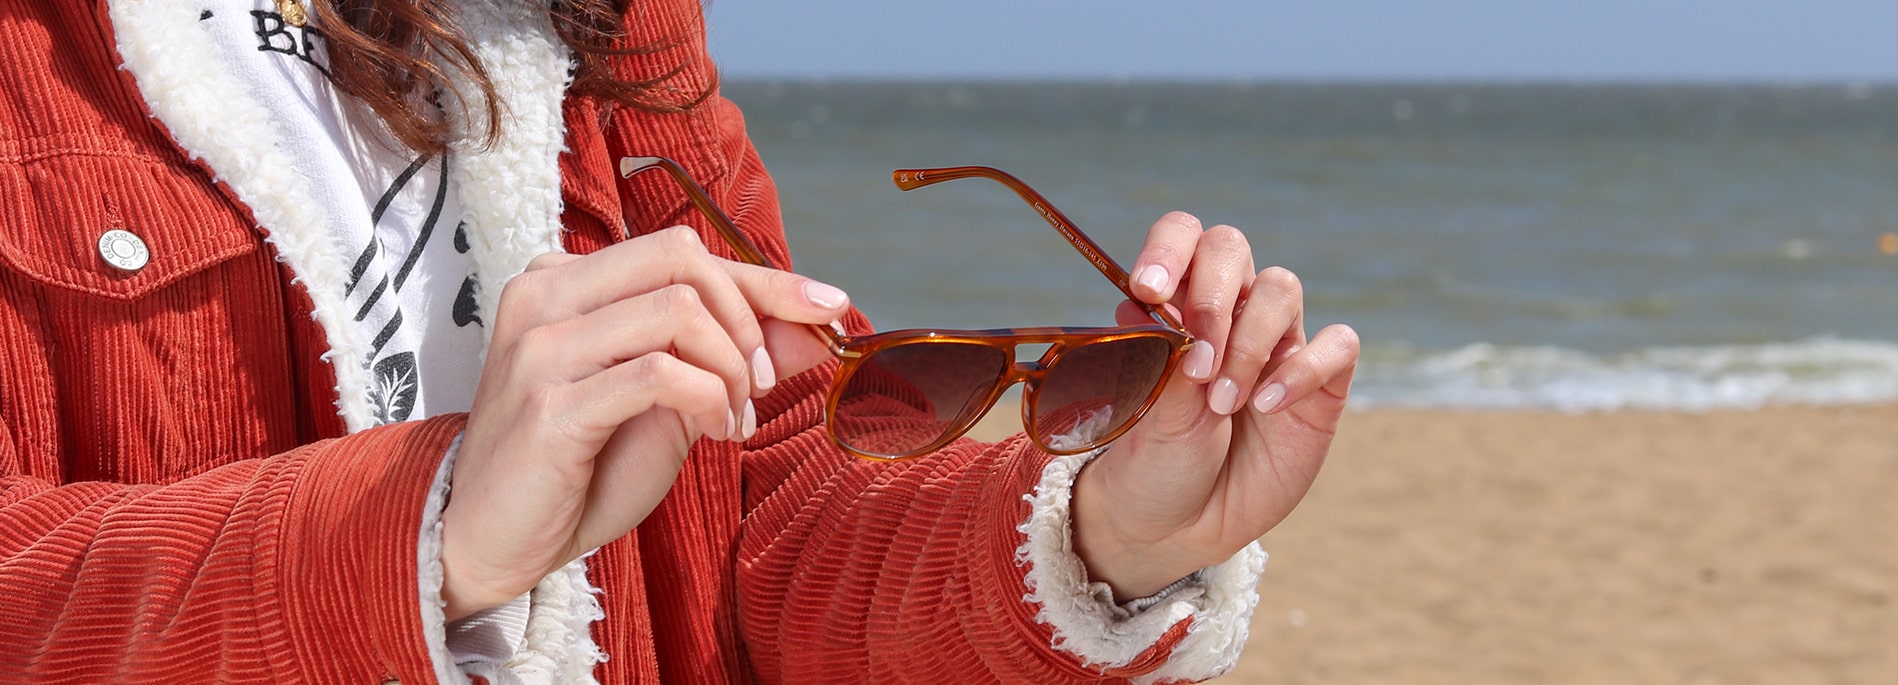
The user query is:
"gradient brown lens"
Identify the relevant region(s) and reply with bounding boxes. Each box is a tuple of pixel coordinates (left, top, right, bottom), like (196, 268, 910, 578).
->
(831, 341, 1010, 458)
(1030, 336, 1174, 452)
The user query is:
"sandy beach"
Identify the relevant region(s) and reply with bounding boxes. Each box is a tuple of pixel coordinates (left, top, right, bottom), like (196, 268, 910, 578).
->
(975, 404, 1898, 683)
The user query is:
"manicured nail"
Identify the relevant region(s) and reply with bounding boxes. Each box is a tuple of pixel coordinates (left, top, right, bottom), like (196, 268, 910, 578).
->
(1183, 342, 1215, 380)
(804, 281, 849, 309)
(751, 347, 777, 392)
(726, 408, 739, 440)
(1135, 264, 1168, 296)
(1208, 378, 1242, 415)
(741, 399, 758, 440)
(1253, 382, 1287, 414)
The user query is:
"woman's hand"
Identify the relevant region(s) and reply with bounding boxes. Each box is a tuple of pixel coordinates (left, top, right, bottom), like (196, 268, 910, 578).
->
(439, 226, 849, 621)
(1071, 212, 1361, 599)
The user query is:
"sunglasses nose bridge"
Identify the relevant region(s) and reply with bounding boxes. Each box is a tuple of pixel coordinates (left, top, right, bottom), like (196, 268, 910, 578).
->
(999, 361, 1039, 390)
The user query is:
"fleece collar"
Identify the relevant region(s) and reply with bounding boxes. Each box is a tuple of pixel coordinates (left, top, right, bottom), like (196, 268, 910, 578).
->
(107, 0, 572, 434)
(110, 6, 602, 679)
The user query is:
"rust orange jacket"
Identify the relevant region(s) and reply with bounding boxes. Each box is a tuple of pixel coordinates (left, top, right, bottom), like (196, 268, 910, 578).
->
(0, 1, 1263, 682)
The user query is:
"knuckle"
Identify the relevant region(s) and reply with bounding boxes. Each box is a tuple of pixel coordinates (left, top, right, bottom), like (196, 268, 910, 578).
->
(1326, 324, 1362, 354)
(496, 272, 538, 312)
(660, 225, 706, 252)
(1139, 243, 1188, 268)
(511, 324, 557, 361)
(656, 283, 706, 316)
(764, 269, 808, 298)
(1204, 224, 1245, 246)
(1222, 343, 1266, 372)
(524, 252, 566, 272)
(1260, 263, 1305, 294)
(626, 352, 671, 387)
(623, 354, 692, 409)
(649, 355, 723, 408)
(720, 351, 751, 387)
(521, 383, 576, 435)
(1162, 210, 1203, 233)
(1188, 297, 1232, 326)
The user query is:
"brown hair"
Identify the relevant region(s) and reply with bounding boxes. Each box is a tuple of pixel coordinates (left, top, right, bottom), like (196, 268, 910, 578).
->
(310, 0, 715, 155)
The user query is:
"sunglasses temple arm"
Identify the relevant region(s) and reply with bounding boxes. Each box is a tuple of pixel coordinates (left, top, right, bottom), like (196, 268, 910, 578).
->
(890, 167, 1190, 333)
(619, 156, 852, 352)
(619, 156, 780, 271)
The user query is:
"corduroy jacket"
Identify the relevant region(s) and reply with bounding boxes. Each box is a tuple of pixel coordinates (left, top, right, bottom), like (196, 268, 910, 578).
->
(0, 0, 1264, 682)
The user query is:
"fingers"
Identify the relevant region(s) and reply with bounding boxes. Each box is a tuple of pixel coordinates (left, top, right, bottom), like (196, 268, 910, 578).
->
(1210, 266, 1305, 415)
(1196, 265, 1357, 418)
(533, 284, 756, 438)
(1252, 323, 1360, 415)
(1127, 211, 1205, 303)
(1124, 214, 1343, 420)
(531, 226, 847, 327)
(551, 352, 739, 449)
(497, 226, 851, 397)
(1177, 225, 1256, 388)
(1107, 219, 1258, 444)
(498, 228, 762, 395)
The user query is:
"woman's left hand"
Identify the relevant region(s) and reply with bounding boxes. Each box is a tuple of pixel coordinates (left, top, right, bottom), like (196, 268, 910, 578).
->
(1070, 211, 1361, 599)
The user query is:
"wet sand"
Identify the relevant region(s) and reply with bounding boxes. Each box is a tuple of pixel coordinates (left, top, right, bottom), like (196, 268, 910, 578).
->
(973, 404, 1898, 683)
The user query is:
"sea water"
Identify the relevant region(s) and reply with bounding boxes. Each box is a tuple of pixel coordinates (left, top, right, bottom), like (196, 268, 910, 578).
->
(724, 81, 1898, 411)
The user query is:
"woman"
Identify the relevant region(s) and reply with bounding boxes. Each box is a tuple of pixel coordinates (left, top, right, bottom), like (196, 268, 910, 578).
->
(0, 0, 1360, 682)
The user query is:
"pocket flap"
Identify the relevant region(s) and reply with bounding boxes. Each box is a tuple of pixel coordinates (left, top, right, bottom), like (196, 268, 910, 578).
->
(0, 152, 259, 300)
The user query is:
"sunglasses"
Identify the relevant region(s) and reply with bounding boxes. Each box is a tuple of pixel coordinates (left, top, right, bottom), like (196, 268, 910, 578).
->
(618, 156, 1195, 461)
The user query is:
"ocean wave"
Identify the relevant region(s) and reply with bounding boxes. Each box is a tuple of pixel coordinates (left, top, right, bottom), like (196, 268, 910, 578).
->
(1353, 337, 1898, 411)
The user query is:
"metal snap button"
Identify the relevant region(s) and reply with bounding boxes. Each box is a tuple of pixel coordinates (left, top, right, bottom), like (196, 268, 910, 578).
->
(98, 229, 150, 272)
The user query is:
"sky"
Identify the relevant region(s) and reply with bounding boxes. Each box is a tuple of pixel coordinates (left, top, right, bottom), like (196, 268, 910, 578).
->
(703, 1, 1898, 82)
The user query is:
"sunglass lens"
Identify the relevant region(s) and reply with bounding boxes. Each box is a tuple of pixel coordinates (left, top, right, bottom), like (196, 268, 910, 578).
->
(832, 341, 1010, 458)
(1031, 336, 1174, 452)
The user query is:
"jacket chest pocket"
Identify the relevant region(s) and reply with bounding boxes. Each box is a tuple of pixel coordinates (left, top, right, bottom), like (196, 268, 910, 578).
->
(0, 152, 305, 484)
(0, 152, 262, 300)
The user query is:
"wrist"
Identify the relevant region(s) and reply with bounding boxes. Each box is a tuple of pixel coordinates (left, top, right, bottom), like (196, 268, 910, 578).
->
(1069, 460, 1198, 601)
(438, 500, 523, 623)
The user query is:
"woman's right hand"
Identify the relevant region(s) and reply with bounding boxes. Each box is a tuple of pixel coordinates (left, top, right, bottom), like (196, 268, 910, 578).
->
(438, 226, 850, 621)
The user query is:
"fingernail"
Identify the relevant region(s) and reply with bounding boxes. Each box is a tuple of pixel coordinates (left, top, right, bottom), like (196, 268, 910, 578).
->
(804, 281, 849, 309)
(1135, 264, 1168, 295)
(1253, 382, 1287, 414)
(1208, 378, 1242, 415)
(741, 399, 758, 440)
(1184, 342, 1215, 380)
(726, 408, 738, 440)
(751, 347, 777, 392)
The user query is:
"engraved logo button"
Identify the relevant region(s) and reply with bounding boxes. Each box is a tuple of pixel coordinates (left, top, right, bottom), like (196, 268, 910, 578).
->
(98, 229, 150, 272)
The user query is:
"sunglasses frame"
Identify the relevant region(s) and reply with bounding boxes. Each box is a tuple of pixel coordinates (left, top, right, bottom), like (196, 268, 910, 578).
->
(618, 156, 1195, 460)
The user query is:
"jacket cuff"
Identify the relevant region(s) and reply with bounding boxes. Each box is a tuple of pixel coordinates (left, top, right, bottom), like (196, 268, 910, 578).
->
(1015, 447, 1268, 683)
(416, 432, 608, 685)
(274, 415, 466, 681)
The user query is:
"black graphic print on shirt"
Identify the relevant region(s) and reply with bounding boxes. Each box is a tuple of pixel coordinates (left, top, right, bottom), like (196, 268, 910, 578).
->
(453, 222, 484, 328)
(345, 153, 456, 424)
(242, 3, 483, 426)
(251, 10, 330, 76)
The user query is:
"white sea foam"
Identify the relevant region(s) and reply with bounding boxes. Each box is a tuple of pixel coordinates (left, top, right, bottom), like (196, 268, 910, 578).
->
(1353, 337, 1898, 411)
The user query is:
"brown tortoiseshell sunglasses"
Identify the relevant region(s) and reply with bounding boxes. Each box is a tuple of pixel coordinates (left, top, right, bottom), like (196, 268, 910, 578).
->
(619, 156, 1195, 461)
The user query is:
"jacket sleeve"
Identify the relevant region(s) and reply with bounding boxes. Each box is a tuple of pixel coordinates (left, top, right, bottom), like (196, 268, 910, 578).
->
(593, 5, 1265, 681)
(0, 414, 467, 683)
(735, 369, 1266, 684)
